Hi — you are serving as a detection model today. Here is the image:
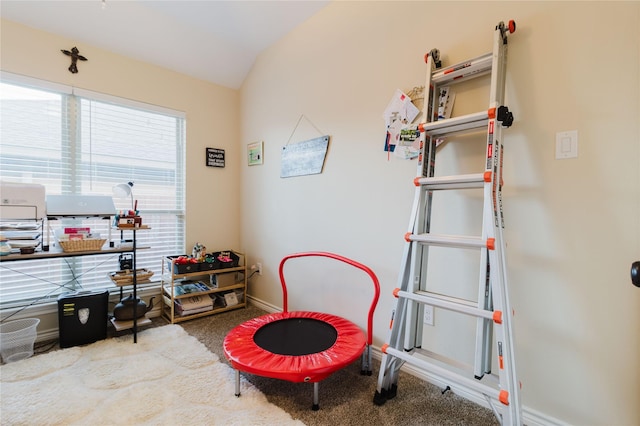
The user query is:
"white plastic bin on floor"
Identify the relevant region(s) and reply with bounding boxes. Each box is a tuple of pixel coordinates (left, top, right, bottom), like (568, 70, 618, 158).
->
(0, 318, 40, 363)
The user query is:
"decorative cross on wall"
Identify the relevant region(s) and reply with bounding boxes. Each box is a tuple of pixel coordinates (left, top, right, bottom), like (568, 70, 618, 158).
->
(61, 46, 87, 74)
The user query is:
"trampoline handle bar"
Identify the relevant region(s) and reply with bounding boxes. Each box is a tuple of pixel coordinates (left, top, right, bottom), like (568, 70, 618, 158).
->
(278, 251, 381, 345)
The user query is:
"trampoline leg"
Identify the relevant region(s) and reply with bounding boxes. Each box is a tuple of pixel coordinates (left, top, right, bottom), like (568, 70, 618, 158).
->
(312, 382, 320, 411)
(234, 369, 241, 397)
(361, 345, 373, 375)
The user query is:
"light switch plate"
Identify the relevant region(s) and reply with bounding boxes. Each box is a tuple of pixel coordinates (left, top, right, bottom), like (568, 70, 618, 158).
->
(556, 130, 578, 159)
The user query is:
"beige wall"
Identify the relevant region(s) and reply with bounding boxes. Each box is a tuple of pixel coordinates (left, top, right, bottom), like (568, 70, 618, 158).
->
(0, 19, 242, 253)
(239, 1, 640, 425)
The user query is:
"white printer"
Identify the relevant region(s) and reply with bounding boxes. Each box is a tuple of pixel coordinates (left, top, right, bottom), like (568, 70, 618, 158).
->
(0, 182, 46, 220)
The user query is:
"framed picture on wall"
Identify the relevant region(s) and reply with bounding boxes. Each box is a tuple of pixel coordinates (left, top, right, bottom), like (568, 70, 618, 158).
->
(248, 141, 263, 166)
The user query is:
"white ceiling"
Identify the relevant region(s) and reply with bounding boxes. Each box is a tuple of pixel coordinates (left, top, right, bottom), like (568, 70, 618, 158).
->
(0, 0, 330, 89)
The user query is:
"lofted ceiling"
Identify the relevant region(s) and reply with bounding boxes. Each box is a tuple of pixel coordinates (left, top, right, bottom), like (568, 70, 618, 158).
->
(0, 0, 330, 89)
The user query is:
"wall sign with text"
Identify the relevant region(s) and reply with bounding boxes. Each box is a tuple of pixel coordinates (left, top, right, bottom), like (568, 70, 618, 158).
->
(206, 148, 225, 168)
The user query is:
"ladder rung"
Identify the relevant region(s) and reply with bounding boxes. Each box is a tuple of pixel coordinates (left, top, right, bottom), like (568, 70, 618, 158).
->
(398, 290, 495, 321)
(415, 173, 484, 190)
(413, 347, 479, 378)
(432, 53, 492, 85)
(382, 345, 506, 405)
(419, 110, 490, 137)
(406, 233, 493, 250)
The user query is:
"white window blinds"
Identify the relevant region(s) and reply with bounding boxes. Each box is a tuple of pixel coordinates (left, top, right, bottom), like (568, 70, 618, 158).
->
(0, 75, 186, 313)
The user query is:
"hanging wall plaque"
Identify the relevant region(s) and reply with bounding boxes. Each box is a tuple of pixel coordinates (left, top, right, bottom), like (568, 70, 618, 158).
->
(280, 135, 330, 178)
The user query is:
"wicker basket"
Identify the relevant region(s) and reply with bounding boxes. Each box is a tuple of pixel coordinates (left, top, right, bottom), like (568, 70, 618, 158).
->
(108, 268, 154, 286)
(58, 239, 106, 253)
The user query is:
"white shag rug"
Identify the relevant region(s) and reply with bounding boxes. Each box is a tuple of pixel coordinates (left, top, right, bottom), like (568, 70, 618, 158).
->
(0, 325, 304, 425)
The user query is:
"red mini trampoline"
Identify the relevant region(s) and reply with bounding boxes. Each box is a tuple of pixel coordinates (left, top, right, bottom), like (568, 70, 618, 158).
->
(223, 252, 380, 410)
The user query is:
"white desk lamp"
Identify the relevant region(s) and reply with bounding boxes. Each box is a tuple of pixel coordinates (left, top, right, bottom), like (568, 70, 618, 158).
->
(112, 182, 134, 211)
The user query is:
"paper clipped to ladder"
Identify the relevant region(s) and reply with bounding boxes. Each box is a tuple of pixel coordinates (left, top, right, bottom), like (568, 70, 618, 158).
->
(383, 89, 423, 159)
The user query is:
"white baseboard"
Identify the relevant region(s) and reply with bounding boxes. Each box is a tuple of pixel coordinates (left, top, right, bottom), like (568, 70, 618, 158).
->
(246, 295, 280, 313)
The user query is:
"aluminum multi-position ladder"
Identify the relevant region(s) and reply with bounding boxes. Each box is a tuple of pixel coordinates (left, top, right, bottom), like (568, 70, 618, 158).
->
(374, 20, 522, 425)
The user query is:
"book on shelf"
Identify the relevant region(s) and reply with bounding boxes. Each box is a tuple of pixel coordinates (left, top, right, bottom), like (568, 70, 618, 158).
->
(175, 293, 213, 315)
(64, 227, 90, 234)
(172, 280, 210, 296)
(178, 294, 212, 309)
(177, 305, 213, 316)
(56, 230, 102, 241)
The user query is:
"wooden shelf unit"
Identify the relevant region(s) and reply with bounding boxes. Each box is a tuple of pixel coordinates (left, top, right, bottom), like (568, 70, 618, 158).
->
(161, 251, 247, 324)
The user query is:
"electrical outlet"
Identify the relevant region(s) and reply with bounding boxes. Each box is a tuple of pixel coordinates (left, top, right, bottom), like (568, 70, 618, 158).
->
(423, 305, 434, 326)
(256, 262, 262, 275)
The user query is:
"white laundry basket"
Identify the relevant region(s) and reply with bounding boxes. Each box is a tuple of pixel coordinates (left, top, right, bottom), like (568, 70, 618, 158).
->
(0, 318, 40, 363)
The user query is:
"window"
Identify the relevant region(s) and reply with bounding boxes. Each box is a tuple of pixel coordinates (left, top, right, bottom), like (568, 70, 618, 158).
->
(0, 74, 185, 313)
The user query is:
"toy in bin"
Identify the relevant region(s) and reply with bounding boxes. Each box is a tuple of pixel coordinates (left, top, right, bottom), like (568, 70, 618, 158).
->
(218, 252, 233, 267)
(169, 255, 201, 274)
(214, 251, 238, 268)
(192, 243, 206, 262)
